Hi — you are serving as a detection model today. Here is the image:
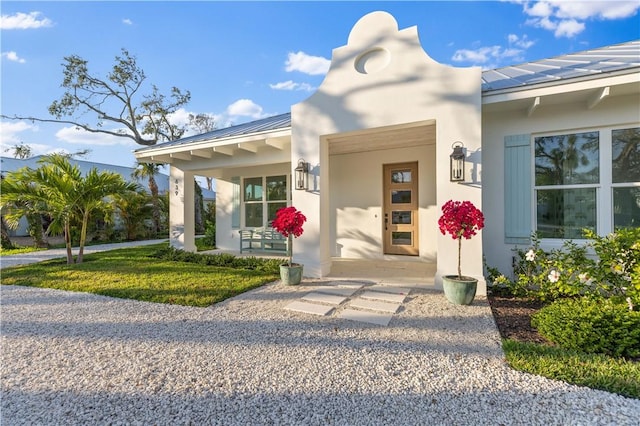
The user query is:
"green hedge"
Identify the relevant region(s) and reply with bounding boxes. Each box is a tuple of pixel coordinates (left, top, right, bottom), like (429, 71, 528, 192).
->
(151, 246, 281, 274)
(532, 298, 640, 359)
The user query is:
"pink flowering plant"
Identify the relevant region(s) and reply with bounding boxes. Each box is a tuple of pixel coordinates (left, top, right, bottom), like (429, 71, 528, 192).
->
(271, 206, 307, 267)
(438, 200, 485, 280)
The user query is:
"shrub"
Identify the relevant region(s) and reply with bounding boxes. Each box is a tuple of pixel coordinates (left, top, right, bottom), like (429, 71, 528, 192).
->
(151, 247, 280, 274)
(487, 228, 640, 306)
(201, 220, 216, 248)
(532, 297, 640, 358)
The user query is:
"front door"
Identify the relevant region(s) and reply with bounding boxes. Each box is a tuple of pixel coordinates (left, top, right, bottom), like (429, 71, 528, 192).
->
(383, 162, 419, 255)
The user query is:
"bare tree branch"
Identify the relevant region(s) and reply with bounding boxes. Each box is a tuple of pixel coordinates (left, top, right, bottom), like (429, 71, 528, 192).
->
(2, 48, 191, 146)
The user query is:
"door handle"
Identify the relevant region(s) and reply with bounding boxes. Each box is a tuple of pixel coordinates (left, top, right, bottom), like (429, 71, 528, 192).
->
(384, 213, 388, 231)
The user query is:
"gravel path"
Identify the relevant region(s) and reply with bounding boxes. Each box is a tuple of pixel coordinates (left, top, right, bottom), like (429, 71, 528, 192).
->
(1, 283, 639, 425)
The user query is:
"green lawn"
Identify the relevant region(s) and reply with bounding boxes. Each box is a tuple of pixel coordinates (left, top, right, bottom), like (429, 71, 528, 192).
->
(0, 246, 46, 255)
(503, 339, 640, 399)
(1, 244, 278, 307)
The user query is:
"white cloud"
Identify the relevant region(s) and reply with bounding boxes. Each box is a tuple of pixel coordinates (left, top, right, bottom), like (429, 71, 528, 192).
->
(269, 80, 315, 92)
(285, 51, 330, 75)
(0, 121, 38, 143)
(554, 19, 585, 38)
(122, 18, 133, 25)
(226, 99, 268, 119)
(168, 107, 225, 136)
(452, 45, 526, 65)
(551, 1, 640, 20)
(508, 34, 535, 49)
(0, 121, 59, 157)
(0, 11, 53, 30)
(521, 0, 639, 38)
(55, 126, 138, 147)
(452, 46, 501, 63)
(452, 33, 536, 66)
(167, 108, 192, 129)
(1, 51, 26, 63)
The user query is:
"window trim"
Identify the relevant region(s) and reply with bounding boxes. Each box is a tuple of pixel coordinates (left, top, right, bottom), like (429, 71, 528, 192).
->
(531, 124, 639, 242)
(241, 174, 290, 228)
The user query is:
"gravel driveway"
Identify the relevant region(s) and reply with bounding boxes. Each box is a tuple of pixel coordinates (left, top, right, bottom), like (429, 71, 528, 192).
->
(1, 283, 638, 425)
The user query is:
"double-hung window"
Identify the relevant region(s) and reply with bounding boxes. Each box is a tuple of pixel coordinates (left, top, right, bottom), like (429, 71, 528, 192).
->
(243, 175, 289, 227)
(612, 128, 640, 228)
(532, 127, 639, 239)
(534, 131, 599, 239)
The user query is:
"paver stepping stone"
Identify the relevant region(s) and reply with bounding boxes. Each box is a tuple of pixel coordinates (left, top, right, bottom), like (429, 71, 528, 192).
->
(368, 285, 412, 295)
(360, 291, 406, 304)
(284, 301, 334, 316)
(339, 309, 393, 326)
(313, 286, 361, 297)
(350, 298, 401, 314)
(302, 292, 347, 305)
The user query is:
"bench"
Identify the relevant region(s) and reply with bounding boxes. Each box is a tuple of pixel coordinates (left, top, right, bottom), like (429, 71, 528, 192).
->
(239, 228, 288, 254)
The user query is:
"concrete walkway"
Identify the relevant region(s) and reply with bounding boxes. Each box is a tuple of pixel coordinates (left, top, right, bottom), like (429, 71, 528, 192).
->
(285, 281, 413, 326)
(0, 239, 167, 269)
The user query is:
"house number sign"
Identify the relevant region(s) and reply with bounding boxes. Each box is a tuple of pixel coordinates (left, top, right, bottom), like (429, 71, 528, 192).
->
(174, 179, 179, 196)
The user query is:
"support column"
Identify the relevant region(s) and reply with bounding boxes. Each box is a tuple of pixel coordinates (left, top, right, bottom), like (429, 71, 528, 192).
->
(169, 165, 196, 252)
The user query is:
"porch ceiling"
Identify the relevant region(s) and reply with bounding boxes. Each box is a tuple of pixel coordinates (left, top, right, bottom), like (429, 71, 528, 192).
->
(327, 121, 436, 156)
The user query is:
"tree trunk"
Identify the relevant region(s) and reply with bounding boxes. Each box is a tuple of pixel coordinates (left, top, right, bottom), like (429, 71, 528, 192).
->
(27, 214, 48, 248)
(457, 237, 462, 279)
(194, 183, 204, 233)
(77, 212, 89, 263)
(1, 216, 13, 249)
(64, 221, 74, 264)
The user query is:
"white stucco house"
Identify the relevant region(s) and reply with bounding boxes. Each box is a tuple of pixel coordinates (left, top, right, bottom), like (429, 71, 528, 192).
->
(135, 12, 640, 295)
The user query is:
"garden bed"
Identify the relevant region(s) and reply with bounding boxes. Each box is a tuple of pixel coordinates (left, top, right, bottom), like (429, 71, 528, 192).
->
(487, 293, 548, 344)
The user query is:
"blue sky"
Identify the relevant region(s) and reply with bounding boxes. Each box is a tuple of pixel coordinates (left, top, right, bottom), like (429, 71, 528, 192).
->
(2, 1, 639, 169)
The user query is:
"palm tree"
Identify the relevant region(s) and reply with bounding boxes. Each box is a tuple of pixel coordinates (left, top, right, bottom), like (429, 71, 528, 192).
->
(1, 172, 48, 248)
(132, 162, 162, 197)
(132, 162, 163, 234)
(1, 154, 139, 264)
(112, 190, 155, 240)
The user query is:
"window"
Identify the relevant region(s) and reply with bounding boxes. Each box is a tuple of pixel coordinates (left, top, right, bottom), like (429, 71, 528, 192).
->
(534, 131, 599, 239)
(243, 175, 289, 227)
(532, 127, 639, 239)
(612, 127, 640, 228)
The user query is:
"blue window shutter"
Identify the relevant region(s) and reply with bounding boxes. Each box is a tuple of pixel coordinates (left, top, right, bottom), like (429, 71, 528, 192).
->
(231, 177, 240, 229)
(504, 134, 532, 244)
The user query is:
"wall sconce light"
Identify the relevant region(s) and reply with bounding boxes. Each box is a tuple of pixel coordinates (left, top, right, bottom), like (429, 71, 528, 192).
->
(450, 141, 466, 182)
(294, 159, 309, 190)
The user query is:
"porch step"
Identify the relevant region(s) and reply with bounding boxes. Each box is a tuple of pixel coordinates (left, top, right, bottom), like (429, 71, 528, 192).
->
(349, 298, 401, 314)
(284, 301, 334, 316)
(302, 292, 348, 306)
(339, 309, 393, 326)
(360, 290, 406, 304)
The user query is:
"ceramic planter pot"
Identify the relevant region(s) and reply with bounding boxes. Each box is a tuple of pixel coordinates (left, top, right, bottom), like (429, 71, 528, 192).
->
(442, 275, 477, 305)
(280, 264, 303, 285)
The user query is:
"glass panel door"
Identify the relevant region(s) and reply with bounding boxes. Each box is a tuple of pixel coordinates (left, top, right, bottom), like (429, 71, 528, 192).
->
(383, 162, 419, 255)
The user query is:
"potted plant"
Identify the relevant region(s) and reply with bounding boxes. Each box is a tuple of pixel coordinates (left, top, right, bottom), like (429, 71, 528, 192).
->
(438, 199, 485, 305)
(271, 206, 307, 285)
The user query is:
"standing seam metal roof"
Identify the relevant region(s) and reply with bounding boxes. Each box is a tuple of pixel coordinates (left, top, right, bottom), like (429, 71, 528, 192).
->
(136, 113, 291, 152)
(481, 40, 639, 92)
(137, 41, 639, 152)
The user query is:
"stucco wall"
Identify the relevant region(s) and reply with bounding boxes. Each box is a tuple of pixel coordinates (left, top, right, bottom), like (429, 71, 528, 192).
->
(330, 144, 437, 261)
(291, 11, 483, 288)
(482, 93, 640, 276)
